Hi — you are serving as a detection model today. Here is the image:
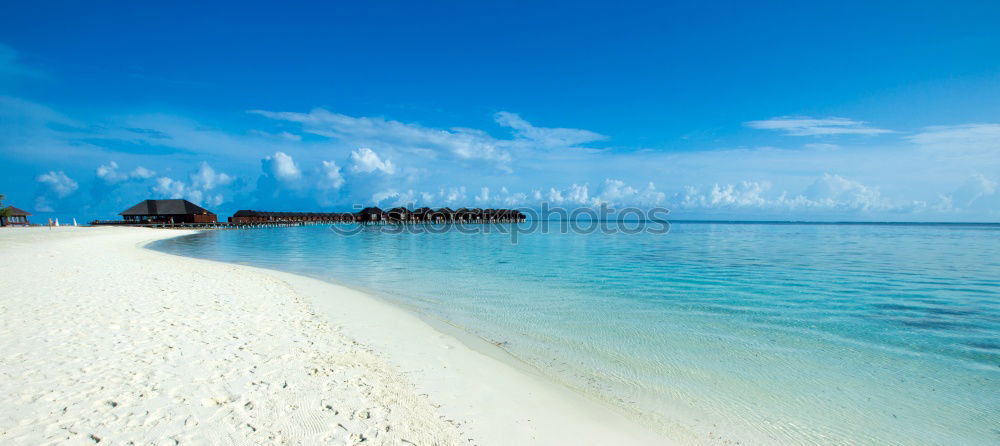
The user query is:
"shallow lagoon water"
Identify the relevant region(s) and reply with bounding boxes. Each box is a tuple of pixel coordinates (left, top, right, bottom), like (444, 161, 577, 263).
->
(153, 222, 1000, 444)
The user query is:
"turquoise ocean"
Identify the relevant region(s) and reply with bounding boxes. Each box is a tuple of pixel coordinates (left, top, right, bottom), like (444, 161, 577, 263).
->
(152, 222, 999, 444)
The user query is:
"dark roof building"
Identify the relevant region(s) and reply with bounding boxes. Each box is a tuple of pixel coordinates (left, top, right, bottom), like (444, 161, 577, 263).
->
(120, 199, 217, 223)
(387, 207, 411, 221)
(357, 207, 387, 223)
(0, 206, 31, 227)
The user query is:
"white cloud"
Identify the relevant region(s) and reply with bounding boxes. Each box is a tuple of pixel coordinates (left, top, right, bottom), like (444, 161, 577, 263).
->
(36, 171, 78, 197)
(803, 174, 882, 209)
(475, 187, 490, 202)
(566, 184, 590, 204)
(8, 92, 1000, 220)
(908, 123, 1000, 147)
(319, 160, 345, 190)
(548, 188, 564, 202)
(251, 108, 512, 165)
(907, 124, 1000, 161)
(946, 174, 998, 208)
(692, 181, 769, 207)
(262, 151, 302, 182)
(153, 163, 232, 208)
(746, 116, 892, 136)
(349, 147, 396, 175)
(130, 166, 155, 179)
(154, 177, 186, 198)
(495, 111, 607, 147)
(96, 161, 156, 183)
(371, 189, 399, 206)
(592, 180, 666, 206)
(441, 186, 467, 203)
(250, 108, 608, 172)
(190, 162, 233, 190)
(675, 174, 898, 213)
(96, 161, 127, 183)
(249, 129, 303, 142)
(153, 176, 224, 208)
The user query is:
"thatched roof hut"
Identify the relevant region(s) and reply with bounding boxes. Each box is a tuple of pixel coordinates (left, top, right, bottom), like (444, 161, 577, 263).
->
(0, 206, 31, 226)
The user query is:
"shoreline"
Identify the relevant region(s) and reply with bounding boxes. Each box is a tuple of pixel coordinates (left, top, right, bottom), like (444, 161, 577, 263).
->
(146, 230, 674, 444)
(0, 227, 668, 444)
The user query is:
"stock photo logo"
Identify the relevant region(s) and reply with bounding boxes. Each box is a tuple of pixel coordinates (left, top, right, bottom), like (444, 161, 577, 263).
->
(328, 203, 671, 243)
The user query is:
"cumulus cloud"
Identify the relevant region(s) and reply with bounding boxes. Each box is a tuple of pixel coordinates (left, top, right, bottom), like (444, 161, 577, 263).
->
(745, 116, 892, 136)
(673, 174, 902, 214)
(355, 179, 665, 208)
(262, 151, 302, 182)
(371, 189, 400, 206)
(34, 170, 79, 213)
(475, 187, 490, 203)
(592, 180, 666, 206)
(37, 171, 78, 197)
(803, 174, 883, 209)
(441, 186, 467, 203)
(945, 174, 998, 209)
(349, 148, 396, 175)
(131, 166, 155, 179)
(319, 160, 345, 190)
(680, 181, 769, 208)
(153, 176, 224, 207)
(153, 177, 186, 198)
(151, 163, 233, 208)
(96, 161, 156, 183)
(190, 162, 234, 190)
(96, 162, 127, 183)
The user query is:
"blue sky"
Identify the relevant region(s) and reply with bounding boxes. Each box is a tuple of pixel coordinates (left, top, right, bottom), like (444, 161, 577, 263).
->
(2, 1, 999, 222)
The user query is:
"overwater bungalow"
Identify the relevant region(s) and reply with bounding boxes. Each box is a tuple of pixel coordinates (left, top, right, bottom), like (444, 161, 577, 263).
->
(0, 206, 31, 227)
(357, 207, 388, 224)
(229, 210, 354, 223)
(387, 207, 411, 223)
(412, 207, 433, 223)
(438, 207, 456, 222)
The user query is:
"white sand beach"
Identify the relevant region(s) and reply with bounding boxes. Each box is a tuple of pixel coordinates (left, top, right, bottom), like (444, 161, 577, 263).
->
(0, 227, 665, 445)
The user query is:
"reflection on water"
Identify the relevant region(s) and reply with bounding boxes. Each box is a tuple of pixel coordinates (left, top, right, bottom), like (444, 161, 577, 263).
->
(153, 222, 1000, 444)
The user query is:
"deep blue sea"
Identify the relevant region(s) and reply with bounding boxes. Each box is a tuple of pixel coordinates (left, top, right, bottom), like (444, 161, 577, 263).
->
(152, 222, 999, 444)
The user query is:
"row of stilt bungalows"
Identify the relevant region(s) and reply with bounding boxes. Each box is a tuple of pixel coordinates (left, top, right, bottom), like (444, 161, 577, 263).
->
(228, 210, 356, 223)
(230, 207, 527, 224)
